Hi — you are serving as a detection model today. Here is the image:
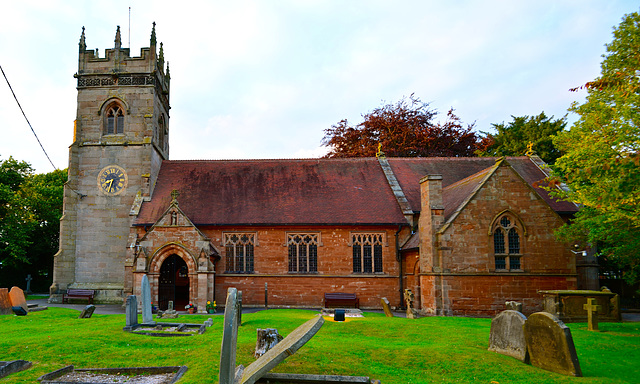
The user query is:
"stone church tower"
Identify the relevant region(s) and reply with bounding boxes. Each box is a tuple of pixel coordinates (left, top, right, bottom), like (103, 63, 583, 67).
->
(50, 24, 170, 303)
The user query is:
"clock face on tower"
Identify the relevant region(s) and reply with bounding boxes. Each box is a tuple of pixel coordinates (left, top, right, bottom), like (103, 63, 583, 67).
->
(97, 165, 128, 195)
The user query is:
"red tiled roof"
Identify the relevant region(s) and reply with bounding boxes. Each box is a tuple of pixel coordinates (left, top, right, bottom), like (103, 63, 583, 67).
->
(386, 157, 498, 212)
(136, 156, 577, 227)
(135, 158, 408, 226)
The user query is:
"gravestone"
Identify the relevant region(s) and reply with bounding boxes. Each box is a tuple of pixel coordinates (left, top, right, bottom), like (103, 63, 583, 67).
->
(334, 309, 346, 322)
(159, 300, 179, 319)
(12, 306, 27, 316)
(25, 274, 33, 294)
(0, 360, 32, 379)
(237, 290, 243, 327)
(381, 297, 394, 317)
(524, 312, 582, 377)
(124, 295, 138, 331)
(583, 298, 601, 331)
(0, 288, 12, 315)
(79, 304, 96, 319)
(404, 289, 418, 319)
(505, 301, 523, 312)
(488, 310, 529, 362)
(141, 275, 154, 324)
(240, 316, 325, 384)
(219, 287, 239, 384)
(254, 328, 284, 358)
(9, 287, 28, 314)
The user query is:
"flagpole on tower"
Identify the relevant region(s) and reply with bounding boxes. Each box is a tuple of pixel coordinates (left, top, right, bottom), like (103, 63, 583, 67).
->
(128, 7, 131, 48)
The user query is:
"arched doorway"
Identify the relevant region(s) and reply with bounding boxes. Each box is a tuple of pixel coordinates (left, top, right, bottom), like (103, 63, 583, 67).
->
(158, 254, 190, 310)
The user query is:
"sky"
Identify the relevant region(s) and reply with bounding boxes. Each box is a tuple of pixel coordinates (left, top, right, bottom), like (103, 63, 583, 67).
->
(1, 1, 638, 174)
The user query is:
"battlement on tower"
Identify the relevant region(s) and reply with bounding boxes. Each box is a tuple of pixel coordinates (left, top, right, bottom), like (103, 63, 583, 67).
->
(75, 23, 170, 102)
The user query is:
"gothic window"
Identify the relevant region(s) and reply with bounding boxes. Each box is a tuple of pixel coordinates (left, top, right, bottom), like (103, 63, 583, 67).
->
(492, 214, 522, 271)
(104, 104, 125, 135)
(158, 115, 166, 150)
(287, 233, 318, 273)
(352, 233, 384, 274)
(224, 233, 255, 273)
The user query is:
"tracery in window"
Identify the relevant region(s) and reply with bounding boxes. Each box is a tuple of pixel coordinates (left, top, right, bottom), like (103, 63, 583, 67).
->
(493, 213, 522, 271)
(287, 233, 318, 273)
(105, 104, 125, 134)
(224, 233, 254, 273)
(352, 233, 383, 273)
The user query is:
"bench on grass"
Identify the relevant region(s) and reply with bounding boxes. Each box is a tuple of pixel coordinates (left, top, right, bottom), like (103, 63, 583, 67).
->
(324, 292, 359, 308)
(63, 289, 95, 304)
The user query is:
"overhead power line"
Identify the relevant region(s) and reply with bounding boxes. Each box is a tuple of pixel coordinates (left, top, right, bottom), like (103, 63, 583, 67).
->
(0, 64, 58, 170)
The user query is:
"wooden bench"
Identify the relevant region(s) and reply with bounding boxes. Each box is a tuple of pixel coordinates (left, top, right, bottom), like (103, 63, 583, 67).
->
(63, 289, 95, 304)
(324, 292, 359, 308)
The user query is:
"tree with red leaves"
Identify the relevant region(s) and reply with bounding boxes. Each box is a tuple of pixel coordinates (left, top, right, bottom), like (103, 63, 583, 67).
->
(322, 95, 483, 158)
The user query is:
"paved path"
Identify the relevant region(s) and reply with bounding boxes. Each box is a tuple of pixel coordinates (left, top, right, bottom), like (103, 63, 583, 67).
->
(28, 298, 640, 321)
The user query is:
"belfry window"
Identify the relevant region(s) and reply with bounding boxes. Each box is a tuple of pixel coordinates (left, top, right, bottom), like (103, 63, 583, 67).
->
(105, 105, 124, 134)
(352, 233, 384, 274)
(224, 233, 255, 273)
(287, 233, 318, 273)
(493, 214, 522, 271)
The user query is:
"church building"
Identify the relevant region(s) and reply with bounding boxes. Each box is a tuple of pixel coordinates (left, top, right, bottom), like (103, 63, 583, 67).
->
(50, 25, 585, 317)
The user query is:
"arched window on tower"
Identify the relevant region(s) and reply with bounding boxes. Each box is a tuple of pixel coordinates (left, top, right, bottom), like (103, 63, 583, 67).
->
(158, 115, 166, 150)
(104, 104, 125, 135)
(492, 213, 523, 271)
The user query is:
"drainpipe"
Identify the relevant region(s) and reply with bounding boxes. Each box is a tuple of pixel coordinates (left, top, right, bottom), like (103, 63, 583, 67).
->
(395, 225, 405, 309)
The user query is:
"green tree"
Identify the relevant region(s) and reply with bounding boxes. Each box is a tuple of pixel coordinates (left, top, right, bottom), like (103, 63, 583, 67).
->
(551, 12, 640, 285)
(322, 94, 482, 158)
(0, 157, 66, 291)
(477, 112, 567, 164)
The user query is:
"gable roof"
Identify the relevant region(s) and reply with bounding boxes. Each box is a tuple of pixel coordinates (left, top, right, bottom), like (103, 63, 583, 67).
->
(387, 156, 578, 214)
(135, 158, 408, 226)
(135, 156, 577, 227)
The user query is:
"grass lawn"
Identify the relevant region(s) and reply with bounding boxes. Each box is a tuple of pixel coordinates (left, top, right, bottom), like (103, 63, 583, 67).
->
(0, 308, 638, 383)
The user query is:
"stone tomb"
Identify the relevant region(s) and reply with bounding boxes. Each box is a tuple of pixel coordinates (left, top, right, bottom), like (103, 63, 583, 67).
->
(523, 312, 582, 377)
(218, 287, 378, 384)
(488, 310, 529, 362)
(38, 365, 187, 383)
(123, 294, 207, 336)
(540, 290, 620, 323)
(0, 288, 12, 315)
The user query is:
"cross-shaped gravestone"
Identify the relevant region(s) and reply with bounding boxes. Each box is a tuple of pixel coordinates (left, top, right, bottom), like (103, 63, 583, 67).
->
(583, 298, 601, 331)
(25, 274, 33, 294)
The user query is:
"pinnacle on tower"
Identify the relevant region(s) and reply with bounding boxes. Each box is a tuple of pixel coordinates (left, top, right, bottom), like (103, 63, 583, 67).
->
(115, 25, 122, 49)
(166, 62, 171, 79)
(159, 42, 165, 69)
(79, 26, 86, 52)
(150, 22, 157, 47)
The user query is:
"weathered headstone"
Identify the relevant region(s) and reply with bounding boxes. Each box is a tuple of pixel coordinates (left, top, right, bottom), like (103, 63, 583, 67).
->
(583, 298, 601, 331)
(488, 310, 529, 362)
(219, 287, 239, 384)
(0, 360, 32, 379)
(523, 312, 582, 377)
(505, 301, 523, 312)
(334, 309, 345, 322)
(240, 316, 325, 384)
(381, 297, 394, 317)
(79, 304, 96, 319)
(158, 300, 179, 319)
(404, 289, 418, 319)
(141, 275, 154, 324)
(124, 295, 138, 330)
(254, 328, 284, 358)
(237, 290, 243, 327)
(0, 288, 12, 315)
(9, 287, 28, 314)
